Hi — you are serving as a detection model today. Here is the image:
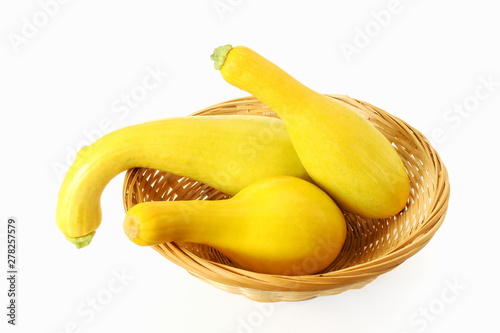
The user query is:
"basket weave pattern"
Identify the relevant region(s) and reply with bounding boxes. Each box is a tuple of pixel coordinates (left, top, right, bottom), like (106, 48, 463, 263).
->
(122, 94, 450, 302)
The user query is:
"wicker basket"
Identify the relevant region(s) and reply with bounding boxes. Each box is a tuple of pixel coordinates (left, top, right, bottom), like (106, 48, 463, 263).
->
(122, 94, 450, 302)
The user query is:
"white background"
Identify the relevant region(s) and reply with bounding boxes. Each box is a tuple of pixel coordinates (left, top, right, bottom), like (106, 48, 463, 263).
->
(1, 0, 499, 332)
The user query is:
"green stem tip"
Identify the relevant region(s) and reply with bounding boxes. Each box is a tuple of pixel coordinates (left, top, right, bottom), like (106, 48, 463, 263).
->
(65, 231, 96, 249)
(210, 44, 233, 70)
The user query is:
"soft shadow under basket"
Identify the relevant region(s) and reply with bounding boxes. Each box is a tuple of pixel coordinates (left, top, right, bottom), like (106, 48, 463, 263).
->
(122, 94, 450, 302)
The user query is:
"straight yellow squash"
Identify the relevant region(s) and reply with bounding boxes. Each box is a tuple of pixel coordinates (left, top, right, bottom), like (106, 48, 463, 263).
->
(124, 176, 347, 275)
(211, 45, 410, 218)
(56, 115, 310, 248)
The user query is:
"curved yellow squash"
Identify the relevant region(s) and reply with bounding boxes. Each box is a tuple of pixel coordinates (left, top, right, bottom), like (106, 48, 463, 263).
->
(56, 115, 310, 248)
(211, 45, 410, 218)
(124, 176, 346, 276)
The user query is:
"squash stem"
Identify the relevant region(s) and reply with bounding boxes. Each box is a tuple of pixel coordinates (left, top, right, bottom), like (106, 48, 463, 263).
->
(65, 231, 96, 249)
(210, 44, 233, 70)
(123, 215, 138, 240)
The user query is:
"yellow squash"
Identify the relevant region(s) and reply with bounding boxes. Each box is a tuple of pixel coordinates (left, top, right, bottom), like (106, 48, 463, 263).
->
(211, 45, 410, 218)
(124, 176, 346, 275)
(56, 115, 310, 248)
